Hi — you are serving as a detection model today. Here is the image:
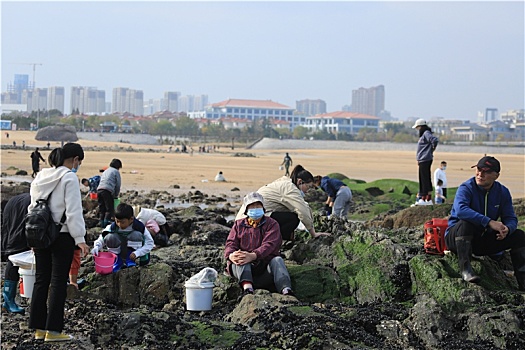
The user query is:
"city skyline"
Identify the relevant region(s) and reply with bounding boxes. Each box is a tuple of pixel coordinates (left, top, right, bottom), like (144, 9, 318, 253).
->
(2, 1, 524, 120)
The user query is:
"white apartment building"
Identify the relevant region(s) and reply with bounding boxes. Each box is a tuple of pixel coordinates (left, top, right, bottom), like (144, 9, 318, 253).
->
(112, 87, 143, 115)
(305, 111, 380, 134)
(47, 86, 65, 113)
(71, 87, 105, 114)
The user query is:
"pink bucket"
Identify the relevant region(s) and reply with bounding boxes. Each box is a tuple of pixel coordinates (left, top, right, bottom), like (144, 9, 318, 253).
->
(94, 252, 116, 274)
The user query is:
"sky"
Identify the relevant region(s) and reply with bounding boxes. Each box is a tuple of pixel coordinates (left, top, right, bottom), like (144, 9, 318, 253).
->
(1, 0, 524, 120)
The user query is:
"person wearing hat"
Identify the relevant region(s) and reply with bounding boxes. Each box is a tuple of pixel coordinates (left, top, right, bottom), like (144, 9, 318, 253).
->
(225, 192, 295, 299)
(235, 165, 330, 241)
(445, 156, 525, 290)
(412, 119, 439, 205)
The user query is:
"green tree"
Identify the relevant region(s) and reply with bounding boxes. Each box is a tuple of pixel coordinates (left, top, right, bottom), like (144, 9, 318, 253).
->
(293, 125, 308, 139)
(151, 120, 175, 137)
(175, 116, 199, 136)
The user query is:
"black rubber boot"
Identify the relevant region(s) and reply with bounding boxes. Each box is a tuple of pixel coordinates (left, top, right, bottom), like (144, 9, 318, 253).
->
(455, 236, 480, 283)
(510, 246, 525, 291)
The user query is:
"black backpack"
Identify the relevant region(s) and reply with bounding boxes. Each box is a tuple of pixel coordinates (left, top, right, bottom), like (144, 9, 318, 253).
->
(25, 193, 66, 249)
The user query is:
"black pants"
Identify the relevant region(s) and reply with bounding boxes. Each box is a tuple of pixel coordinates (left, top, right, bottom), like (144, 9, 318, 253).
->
(270, 212, 300, 241)
(442, 188, 447, 198)
(445, 220, 525, 255)
(4, 261, 19, 282)
(418, 160, 433, 197)
(97, 189, 114, 222)
(29, 233, 75, 332)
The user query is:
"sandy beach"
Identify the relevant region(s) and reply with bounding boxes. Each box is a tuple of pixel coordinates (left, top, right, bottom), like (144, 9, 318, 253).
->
(1, 130, 524, 198)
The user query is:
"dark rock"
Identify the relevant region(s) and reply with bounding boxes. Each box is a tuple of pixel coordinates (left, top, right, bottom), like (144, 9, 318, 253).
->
(366, 186, 384, 196)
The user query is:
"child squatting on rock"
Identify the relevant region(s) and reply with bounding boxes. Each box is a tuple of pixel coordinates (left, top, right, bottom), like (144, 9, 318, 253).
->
(91, 203, 154, 272)
(225, 192, 295, 300)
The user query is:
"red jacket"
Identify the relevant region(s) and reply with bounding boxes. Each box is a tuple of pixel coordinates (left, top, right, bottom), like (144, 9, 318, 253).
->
(224, 216, 282, 268)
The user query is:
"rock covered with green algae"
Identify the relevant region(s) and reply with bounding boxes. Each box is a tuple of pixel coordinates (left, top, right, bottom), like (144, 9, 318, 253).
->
(1, 188, 524, 349)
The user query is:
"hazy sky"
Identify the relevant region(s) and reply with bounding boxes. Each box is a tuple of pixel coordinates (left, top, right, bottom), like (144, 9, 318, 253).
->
(2, 1, 524, 120)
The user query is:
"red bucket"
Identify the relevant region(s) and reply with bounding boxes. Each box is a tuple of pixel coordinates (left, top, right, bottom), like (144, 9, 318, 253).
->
(94, 252, 116, 274)
(89, 192, 98, 200)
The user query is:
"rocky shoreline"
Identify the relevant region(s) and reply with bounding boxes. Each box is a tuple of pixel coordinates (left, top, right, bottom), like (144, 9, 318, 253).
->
(1, 183, 524, 349)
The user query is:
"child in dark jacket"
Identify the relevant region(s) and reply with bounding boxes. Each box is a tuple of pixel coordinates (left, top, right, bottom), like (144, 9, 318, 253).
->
(91, 203, 154, 272)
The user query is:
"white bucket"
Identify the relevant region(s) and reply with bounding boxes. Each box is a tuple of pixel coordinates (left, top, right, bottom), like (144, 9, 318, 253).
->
(19, 267, 36, 298)
(185, 281, 214, 311)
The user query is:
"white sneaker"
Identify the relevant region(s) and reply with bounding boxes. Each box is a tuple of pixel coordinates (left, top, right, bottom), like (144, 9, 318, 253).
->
(424, 200, 434, 205)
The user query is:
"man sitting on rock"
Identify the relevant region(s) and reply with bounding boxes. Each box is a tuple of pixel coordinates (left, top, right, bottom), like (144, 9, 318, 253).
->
(91, 203, 154, 272)
(445, 156, 525, 290)
(224, 192, 295, 300)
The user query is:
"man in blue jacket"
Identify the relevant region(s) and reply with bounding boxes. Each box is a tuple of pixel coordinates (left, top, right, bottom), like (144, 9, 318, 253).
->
(445, 156, 525, 290)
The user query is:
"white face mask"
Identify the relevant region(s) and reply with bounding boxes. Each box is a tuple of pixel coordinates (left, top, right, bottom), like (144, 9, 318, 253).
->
(442, 166, 447, 170)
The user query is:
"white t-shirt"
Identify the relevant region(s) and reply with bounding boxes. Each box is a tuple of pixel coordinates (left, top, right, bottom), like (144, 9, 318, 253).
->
(434, 168, 447, 188)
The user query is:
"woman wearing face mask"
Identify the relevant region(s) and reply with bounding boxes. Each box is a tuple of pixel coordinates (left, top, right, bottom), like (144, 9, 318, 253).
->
(225, 192, 294, 299)
(28, 143, 89, 342)
(235, 165, 330, 241)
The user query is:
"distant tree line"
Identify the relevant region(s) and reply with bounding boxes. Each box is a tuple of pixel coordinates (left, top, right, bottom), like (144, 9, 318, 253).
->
(1, 112, 438, 143)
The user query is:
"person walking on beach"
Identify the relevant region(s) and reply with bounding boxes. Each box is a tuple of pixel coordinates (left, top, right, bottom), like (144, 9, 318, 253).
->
(313, 175, 353, 218)
(28, 143, 89, 342)
(236, 165, 330, 241)
(434, 161, 448, 198)
(281, 153, 293, 176)
(97, 159, 122, 227)
(412, 119, 438, 205)
(30, 148, 46, 178)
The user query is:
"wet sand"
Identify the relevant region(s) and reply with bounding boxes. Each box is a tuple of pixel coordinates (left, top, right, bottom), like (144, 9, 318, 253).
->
(2, 130, 524, 198)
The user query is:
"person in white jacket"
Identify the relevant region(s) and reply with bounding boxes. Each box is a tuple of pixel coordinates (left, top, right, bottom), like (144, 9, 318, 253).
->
(135, 207, 170, 247)
(28, 143, 89, 343)
(91, 203, 154, 272)
(433, 161, 448, 198)
(236, 165, 330, 241)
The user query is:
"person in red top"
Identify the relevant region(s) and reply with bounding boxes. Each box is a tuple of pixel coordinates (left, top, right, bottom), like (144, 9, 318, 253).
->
(225, 192, 294, 299)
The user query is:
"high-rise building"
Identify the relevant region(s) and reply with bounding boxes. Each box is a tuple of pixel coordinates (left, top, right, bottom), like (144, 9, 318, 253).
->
(112, 87, 143, 115)
(112, 87, 128, 113)
(124, 89, 143, 116)
(71, 87, 106, 114)
(21, 90, 34, 111)
(28, 88, 47, 112)
(7, 74, 31, 103)
(178, 95, 194, 112)
(47, 86, 65, 113)
(296, 99, 327, 116)
(351, 85, 385, 117)
(163, 91, 180, 112)
(1, 92, 18, 104)
(478, 108, 498, 124)
(193, 94, 208, 111)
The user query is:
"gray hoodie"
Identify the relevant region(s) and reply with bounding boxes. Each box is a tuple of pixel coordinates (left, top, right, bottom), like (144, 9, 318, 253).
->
(28, 166, 86, 245)
(97, 167, 121, 197)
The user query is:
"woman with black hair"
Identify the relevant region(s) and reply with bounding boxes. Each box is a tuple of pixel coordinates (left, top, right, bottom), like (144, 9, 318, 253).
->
(28, 143, 89, 342)
(412, 119, 439, 205)
(97, 158, 122, 227)
(236, 165, 330, 241)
